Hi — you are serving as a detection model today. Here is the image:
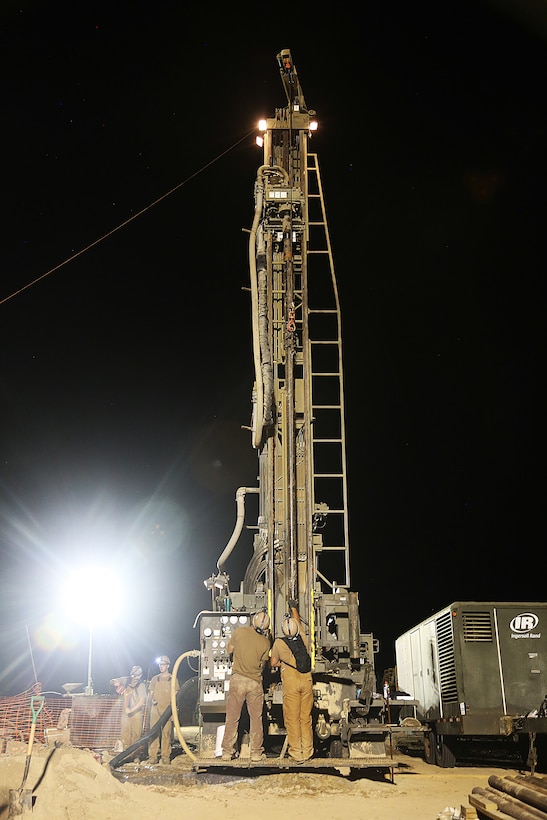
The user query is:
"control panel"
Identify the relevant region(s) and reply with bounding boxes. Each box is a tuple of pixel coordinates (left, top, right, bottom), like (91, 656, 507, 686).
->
(198, 612, 252, 712)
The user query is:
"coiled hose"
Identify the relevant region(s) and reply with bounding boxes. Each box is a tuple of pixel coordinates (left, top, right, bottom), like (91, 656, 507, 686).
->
(171, 650, 200, 762)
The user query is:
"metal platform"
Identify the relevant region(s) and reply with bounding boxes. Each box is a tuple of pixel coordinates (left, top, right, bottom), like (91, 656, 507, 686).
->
(112, 754, 399, 785)
(194, 755, 397, 772)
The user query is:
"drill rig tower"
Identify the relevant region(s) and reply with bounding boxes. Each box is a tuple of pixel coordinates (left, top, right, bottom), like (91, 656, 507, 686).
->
(197, 50, 385, 765)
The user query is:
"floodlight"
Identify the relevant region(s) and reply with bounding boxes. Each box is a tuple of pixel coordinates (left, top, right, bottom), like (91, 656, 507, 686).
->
(61, 564, 123, 695)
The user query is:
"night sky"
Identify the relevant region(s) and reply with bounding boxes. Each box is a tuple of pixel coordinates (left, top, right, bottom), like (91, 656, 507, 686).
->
(1, 1, 545, 695)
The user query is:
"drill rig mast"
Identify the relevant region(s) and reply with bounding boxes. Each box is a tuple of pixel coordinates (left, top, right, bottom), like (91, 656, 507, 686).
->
(196, 50, 387, 766)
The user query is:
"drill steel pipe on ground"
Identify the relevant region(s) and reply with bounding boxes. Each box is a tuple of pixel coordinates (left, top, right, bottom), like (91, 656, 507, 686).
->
(470, 773, 547, 820)
(472, 785, 546, 819)
(488, 774, 547, 815)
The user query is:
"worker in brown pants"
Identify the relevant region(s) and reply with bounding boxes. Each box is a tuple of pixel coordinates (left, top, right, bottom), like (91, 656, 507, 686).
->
(147, 655, 179, 765)
(270, 602, 314, 763)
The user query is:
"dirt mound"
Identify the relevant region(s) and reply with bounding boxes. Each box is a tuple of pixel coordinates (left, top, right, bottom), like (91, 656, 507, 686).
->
(0, 746, 518, 820)
(0, 748, 164, 820)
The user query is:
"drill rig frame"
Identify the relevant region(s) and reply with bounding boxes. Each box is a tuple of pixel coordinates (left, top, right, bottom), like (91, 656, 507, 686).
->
(194, 50, 394, 770)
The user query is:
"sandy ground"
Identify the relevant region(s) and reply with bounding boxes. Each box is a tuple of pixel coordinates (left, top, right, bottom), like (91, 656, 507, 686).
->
(0, 744, 529, 820)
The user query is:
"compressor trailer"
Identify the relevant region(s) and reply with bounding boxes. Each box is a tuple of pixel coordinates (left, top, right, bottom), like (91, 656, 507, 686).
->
(395, 601, 547, 772)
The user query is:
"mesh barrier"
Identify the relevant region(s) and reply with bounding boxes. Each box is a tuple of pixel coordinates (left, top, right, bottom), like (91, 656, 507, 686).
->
(0, 685, 132, 751)
(0, 685, 58, 748)
(65, 696, 124, 749)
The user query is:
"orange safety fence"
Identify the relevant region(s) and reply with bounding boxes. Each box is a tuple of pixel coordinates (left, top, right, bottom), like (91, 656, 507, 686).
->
(0, 684, 147, 752)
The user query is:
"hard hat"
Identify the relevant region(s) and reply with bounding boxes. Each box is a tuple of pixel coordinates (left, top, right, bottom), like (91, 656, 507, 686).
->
(158, 655, 170, 665)
(282, 617, 300, 638)
(130, 665, 142, 679)
(252, 611, 270, 633)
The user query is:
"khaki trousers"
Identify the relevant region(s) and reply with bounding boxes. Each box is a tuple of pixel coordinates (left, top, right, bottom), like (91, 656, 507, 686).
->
(121, 709, 144, 751)
(281, 667, 314, 761)
(148, 705, 173, 762)
(221, 673, 264, 758)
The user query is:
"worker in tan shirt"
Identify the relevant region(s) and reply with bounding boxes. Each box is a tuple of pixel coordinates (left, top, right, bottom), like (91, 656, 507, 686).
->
(221, 611, 271, 761)
(113, 665, 147, 755)
(147, 655, 180, 765)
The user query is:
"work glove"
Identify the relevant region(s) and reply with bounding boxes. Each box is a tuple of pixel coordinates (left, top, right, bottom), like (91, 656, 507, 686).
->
(288, 599, 298, 610)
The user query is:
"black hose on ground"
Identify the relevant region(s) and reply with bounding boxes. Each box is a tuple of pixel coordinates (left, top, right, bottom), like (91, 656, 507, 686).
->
(108, 673, 200, 770)
(108, 699, 174, 770)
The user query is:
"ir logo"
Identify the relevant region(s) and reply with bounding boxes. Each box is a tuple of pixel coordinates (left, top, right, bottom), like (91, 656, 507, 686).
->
(510, 613, 539, 632)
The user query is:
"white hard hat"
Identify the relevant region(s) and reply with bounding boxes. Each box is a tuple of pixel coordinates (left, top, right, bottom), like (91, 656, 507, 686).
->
(158, 655, 170, 665)
(252, 611, 270, 633)
(130, 665, 142, 679)
(282, 617, 300, 638)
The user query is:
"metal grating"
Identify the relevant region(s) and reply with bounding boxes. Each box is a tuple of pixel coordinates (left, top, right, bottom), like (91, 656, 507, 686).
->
(462, 610, 493, 642)
(436, 611, 458, 703)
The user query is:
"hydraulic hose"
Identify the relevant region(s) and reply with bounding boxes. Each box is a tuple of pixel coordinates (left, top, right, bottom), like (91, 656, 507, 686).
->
(249, 164, 289, 449)
(242, 547, 267, 594)
(217, 486, 259, 572)
(171, 650, 200, 762)
(249, 169, 266, 449)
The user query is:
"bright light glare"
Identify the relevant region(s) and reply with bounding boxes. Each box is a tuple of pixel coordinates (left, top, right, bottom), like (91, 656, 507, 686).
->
(258, 119, 267, 131)
(61, 565, 123, 627)
(255, 135, 264, 148)
(309, 120, 318, 131)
